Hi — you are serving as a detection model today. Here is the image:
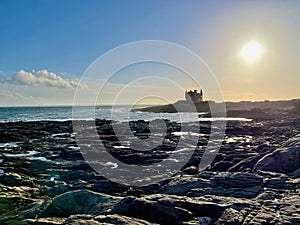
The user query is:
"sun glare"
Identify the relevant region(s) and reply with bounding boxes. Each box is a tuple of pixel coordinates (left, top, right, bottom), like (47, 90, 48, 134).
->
(242, 41, 262, 62)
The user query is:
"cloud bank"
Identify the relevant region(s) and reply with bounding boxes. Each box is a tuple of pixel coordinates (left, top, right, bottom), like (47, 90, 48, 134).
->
(8, 69, 86, 89)
(0, 90, 30, 100)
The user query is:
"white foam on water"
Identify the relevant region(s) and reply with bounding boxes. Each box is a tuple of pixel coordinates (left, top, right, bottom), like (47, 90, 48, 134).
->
(226, 137, 243, 143)
(4, 150, 39, 157)
(105, 161, 118, 169)
(172, 131, 205, 137)
(68, 146, 80, 150)
(113, 145, 130, 149)
(164, 158, 179, 163)
(199, 117, 251, 122)
(52, 133, 72, 137)
(0, 142, 20, 148)
(166, 147, 191, 154)
(226, 135, 253, 143)
(27, 157, 49, 161)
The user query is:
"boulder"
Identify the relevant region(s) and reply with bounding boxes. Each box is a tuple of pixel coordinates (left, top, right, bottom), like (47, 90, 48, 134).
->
(0, 173, 35, 187)
(41, 190, 119, 217)
(254, 135, 300, 174)
(161, 175, 210, 195)
(111, 196, 191, 224)
(211, 172, 263, 188)
(91, 180, 128, 194)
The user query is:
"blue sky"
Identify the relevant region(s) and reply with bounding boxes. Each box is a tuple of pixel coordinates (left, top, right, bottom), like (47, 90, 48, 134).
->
(0, 0, 299, 105)
(1, 0, 208, 75)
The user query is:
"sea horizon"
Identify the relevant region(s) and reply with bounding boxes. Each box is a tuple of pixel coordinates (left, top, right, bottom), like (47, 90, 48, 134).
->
(0, 97, 299, 108)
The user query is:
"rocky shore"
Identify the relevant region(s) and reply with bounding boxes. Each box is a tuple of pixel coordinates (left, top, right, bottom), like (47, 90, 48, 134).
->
(0, 108, 299, 224)
(133, 99, 300, 114)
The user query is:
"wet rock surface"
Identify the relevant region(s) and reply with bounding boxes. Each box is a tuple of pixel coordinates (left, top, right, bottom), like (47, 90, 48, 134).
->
(0, 108, 299, 224)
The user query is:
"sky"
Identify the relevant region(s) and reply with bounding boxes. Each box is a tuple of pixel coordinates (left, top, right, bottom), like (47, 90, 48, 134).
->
(0, 0, 299, 106)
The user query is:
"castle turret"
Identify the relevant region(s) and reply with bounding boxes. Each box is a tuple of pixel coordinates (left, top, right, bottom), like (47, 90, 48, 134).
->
(185, 89, 203, 103)
(200, 89, 203, 102)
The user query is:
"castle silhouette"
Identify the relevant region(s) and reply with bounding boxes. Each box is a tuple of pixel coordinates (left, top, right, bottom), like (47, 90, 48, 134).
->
(185, 89, 203, 103)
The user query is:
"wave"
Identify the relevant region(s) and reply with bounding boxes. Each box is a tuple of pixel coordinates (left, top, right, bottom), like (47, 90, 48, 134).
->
(0, 106, 251, 123)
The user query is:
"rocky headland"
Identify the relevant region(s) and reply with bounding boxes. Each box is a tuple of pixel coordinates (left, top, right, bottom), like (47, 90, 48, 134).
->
(132, 99, 300, 114)
(0, 105, 299, 224)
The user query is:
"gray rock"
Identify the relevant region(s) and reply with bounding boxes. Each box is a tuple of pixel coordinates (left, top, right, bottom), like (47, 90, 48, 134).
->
(26, 217, 77, 224)
(232, 185, 262, 198)
(161, 175, 210, 195)
(91, 180, 128, 194)
(215, 207, 241, 225)
(42, 183, 70, 197)
(254, 135, 300, 174)
(41, 190, 120, 217)
(94, 214, 156, 225)
(0, 173, 35, 187)
(211, 172, 263, 188)
(263, 175, 287, 189)
(111, 196, 192, 224)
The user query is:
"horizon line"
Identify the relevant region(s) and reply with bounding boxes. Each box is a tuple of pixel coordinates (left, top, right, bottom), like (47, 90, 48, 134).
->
(0, 98, 299, 108)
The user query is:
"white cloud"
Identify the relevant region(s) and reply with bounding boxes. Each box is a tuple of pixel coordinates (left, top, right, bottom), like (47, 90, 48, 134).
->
(8, 69, 86, 89)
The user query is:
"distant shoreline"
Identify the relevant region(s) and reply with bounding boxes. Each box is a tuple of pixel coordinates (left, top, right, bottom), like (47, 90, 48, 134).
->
(132, 99, 300, 113)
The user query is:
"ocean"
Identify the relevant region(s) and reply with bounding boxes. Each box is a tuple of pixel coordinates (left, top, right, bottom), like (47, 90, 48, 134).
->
(0, 106, 250, 123)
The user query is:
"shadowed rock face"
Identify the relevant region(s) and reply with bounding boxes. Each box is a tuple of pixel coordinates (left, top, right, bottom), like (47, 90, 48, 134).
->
(41, 190, 120, 217)
(133, 99, 300, 115)
(0, 107, 299, 224)
(111, 196, 192, 224)
(254, 135, 300, 174)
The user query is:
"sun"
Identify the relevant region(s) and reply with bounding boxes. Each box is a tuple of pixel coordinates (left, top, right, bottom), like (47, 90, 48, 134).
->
(242, 41, 262, 62)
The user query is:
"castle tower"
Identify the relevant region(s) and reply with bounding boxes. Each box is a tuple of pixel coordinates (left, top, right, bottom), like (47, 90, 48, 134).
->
(200, 89, 203, 102)
(185, 89, 203, 103)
